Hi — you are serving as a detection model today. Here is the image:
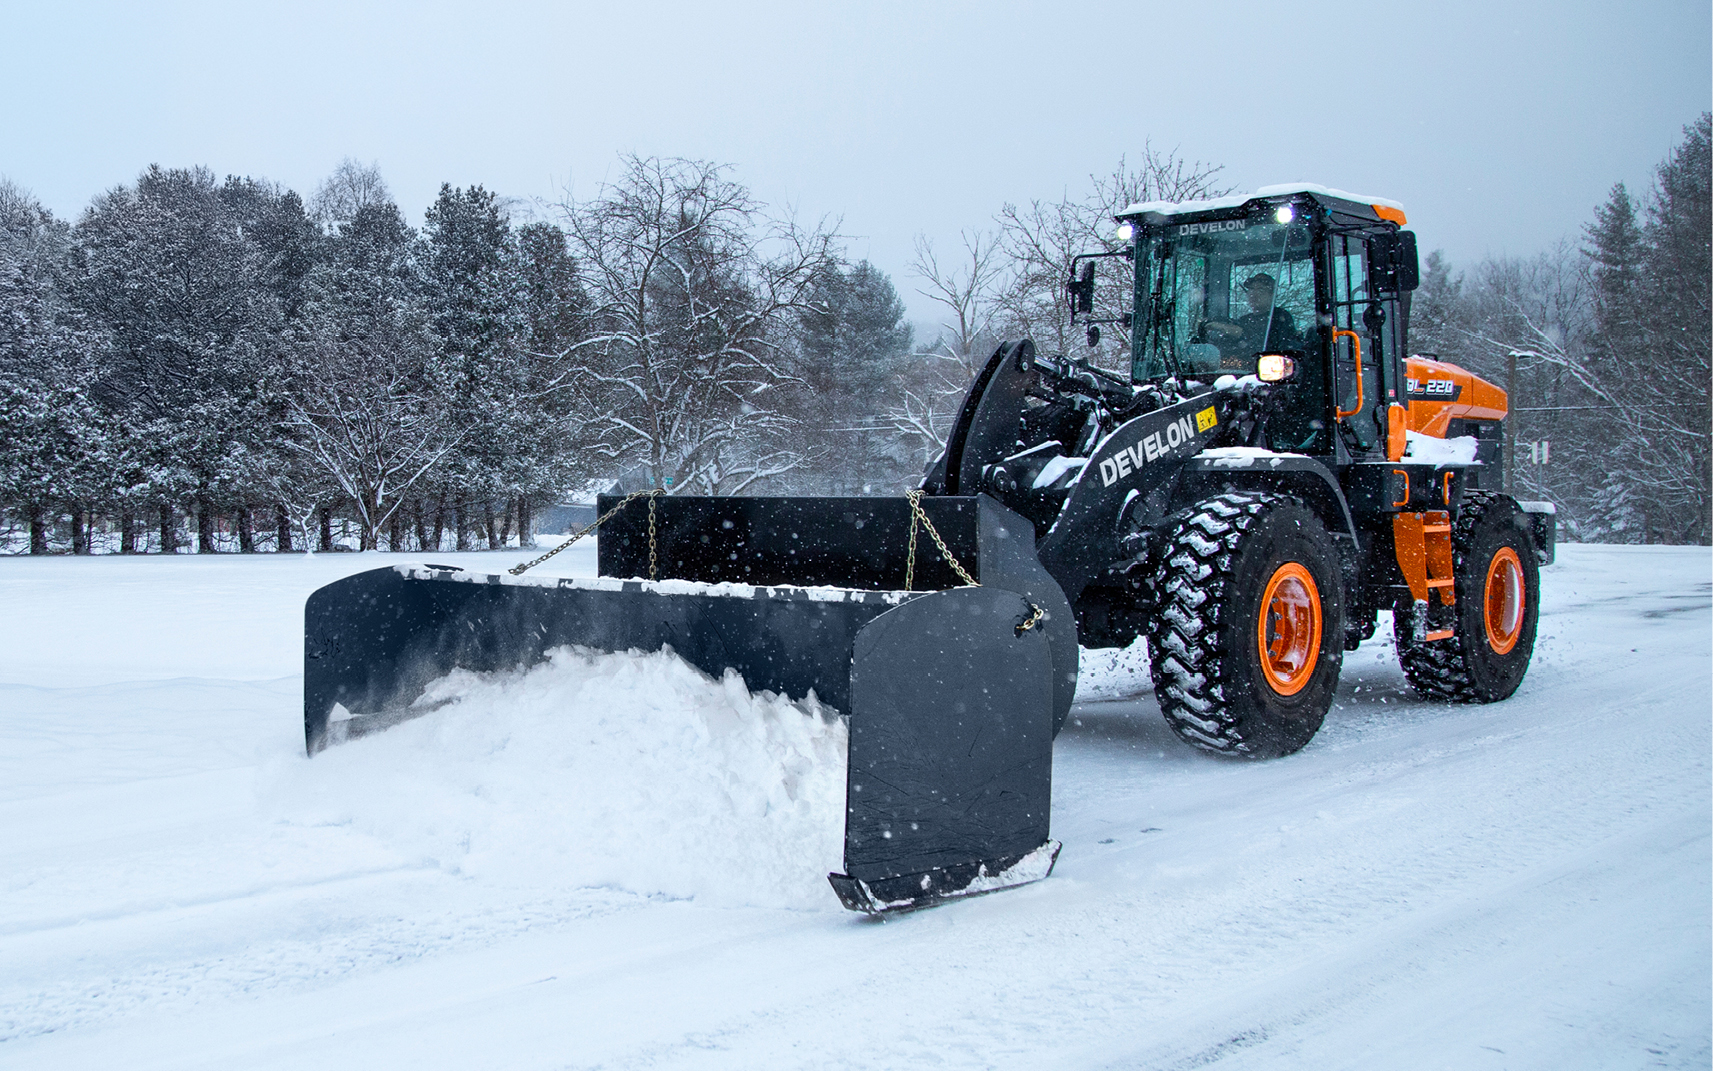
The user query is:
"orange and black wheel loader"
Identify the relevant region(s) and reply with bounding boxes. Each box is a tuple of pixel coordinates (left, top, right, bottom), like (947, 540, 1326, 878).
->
(304, 185, 1553, 913)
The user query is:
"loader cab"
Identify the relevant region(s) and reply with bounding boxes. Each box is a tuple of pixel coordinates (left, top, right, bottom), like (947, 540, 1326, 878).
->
(1119, 187, 1417, 463)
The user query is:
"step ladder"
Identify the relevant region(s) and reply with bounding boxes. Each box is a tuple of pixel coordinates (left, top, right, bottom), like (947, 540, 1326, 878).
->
(1394, 511, 1456, 642)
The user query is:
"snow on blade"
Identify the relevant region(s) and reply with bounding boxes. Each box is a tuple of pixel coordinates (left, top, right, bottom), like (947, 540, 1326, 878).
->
(265, 645, 848, 909)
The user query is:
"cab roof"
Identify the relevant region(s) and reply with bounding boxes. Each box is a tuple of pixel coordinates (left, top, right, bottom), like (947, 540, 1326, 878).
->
(1118, 183, 1407, 226)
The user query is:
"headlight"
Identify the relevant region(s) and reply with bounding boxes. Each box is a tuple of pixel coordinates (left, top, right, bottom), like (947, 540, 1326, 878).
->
(1273, 205, 1295, 225)
(1257, 354, 1297, 381)
(1116, 222, 1135, 241)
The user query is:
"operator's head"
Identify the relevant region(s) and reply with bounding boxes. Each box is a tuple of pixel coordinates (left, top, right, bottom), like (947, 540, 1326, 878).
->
(1243, 273, 1276, 311)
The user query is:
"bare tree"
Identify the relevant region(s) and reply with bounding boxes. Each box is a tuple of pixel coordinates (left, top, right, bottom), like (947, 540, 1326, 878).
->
(559, 156, 838, 494)
(890, 231, 1008, 469)
(995, 148, 1230, 369)
(285, 333, 461, 550)
(311, 159, 392, 231)
(1437, 237, 1706, 543)
(886, 150, 1231, 473)
(1451, 247, 1599, 519)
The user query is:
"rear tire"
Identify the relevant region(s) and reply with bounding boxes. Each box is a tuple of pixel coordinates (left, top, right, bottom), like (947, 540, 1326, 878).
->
(1396, 491, 1540, 701)
(1147, 492, 1345, 758)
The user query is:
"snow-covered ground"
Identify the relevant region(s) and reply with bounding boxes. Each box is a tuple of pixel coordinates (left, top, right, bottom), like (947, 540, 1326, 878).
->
(1, 542, 1708, 1069)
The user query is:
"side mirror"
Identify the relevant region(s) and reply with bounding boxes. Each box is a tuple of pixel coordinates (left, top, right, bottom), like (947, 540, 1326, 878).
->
(1068, 261, 1095, 314)
(1369, 230, 1419, 293)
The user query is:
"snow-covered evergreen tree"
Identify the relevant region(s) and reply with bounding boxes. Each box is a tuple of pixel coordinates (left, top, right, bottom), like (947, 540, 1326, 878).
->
(0, 238, 111, 553)
(72, 165, 285, 552)
(780, 259, 915, 493)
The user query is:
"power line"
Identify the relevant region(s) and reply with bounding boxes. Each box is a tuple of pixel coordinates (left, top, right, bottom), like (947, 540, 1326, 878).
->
(1515, 404, 1708, 412)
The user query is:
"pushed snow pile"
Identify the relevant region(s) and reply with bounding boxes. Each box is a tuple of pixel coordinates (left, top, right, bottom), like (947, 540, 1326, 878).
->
(266, 646, 848, 908)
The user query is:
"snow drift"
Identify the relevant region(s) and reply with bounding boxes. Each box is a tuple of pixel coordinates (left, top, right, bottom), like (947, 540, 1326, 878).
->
(264, 645, 849, 908)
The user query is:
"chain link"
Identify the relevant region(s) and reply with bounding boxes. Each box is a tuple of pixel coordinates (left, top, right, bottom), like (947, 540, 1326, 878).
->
(904, 490, 1044, 636)
(904, 492, 922, 591)
(508, 489, 665, 577)
(648, 494, 658, 580)
(903, 489, 978, 587)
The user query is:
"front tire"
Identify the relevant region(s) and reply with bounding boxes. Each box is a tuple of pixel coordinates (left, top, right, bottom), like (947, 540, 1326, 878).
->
(1397, 491, 1540, 701)
(1147, 492, 1345, 758)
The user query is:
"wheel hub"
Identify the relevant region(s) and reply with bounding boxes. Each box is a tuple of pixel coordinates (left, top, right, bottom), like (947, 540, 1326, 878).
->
(1483, 547, 1525, 654)
(1257, 562, 1321, 696)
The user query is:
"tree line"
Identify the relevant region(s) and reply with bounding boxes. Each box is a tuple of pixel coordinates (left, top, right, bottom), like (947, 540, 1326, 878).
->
(1408, 114, 1709, 544)
(1, 125, 1705, 554)
(911, 121, 1710, 546)
(0, 148, 1226, 555)
(0, 156, 931, 554)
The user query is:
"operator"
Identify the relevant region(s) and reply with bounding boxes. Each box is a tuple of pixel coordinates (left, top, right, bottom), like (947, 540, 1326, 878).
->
(1203, 273, 1298, 364)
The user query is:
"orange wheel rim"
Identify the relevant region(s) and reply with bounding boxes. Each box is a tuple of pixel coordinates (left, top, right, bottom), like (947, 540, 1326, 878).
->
(1256, 562, 1322, 696)
(1484, 547, 1525, 654)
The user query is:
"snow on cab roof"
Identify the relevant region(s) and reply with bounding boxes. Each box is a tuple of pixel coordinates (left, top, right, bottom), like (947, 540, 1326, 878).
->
(1119, 183, 1405, 218)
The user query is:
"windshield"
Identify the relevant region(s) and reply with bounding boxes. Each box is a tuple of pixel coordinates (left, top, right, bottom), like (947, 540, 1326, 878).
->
(1133, 217, 1315, 380)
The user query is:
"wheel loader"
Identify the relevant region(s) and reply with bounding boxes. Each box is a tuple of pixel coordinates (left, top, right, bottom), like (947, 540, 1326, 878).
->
(304, 184, 1553, 914)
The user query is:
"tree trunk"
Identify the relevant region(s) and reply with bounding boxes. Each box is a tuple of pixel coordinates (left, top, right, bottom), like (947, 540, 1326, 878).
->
(455, 498, 470, 551)
(276, 505, 292, 552)
(159, 503, 177, 554)
(387, 509, 404, 552)
(498, 499, 514, 548)
(430, 495, 446, 553)
(482, 501, 498, 549)
(120, 510, 137, 555)
(237, 505, 256, 553)
(197, 500, 216, 553)
(358, 496, 376, 551)
(28, 504, 48, 554)
(413, 499, 429, 554)
(318, 507, 333, 553)
(518, 495, 533, 548)
(70, 507, 87, 555)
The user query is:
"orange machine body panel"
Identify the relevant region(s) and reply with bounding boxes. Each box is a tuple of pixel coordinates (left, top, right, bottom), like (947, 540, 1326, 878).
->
(1404, 356, 1508, 439)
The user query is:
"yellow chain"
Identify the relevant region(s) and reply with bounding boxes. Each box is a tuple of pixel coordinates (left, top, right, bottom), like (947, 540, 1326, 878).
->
(904, 494, 921, 591)
(904, 490, 1044, 635)
(903, 490, 978, 588)
(508, 489, 664, 577)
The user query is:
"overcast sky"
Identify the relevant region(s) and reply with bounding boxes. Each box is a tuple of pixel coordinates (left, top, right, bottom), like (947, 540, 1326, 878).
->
(4, 0, 1707, 325)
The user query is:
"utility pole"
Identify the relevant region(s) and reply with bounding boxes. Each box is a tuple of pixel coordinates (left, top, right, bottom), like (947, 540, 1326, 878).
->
(1505, 350, 1540, 495)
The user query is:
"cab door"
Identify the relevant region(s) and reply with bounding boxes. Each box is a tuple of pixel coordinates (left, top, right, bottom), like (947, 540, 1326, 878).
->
(1326, 233, 1392, 459)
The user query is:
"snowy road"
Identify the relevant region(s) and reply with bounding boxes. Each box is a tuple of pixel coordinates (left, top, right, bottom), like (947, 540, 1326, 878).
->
(1, 544, 1707, 1069)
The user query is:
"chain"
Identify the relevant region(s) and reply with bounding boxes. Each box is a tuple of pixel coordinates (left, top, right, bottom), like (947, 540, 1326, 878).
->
(511, 487, 1041, 635)
(904, 492, 922, 591)
(508, 489, 665, 577)
(903, 490, 978, 588)
(904, 489, 1044, 636)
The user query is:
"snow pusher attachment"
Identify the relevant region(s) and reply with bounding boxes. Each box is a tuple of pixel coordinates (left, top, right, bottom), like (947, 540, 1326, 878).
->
(304, 494, 1074, 913)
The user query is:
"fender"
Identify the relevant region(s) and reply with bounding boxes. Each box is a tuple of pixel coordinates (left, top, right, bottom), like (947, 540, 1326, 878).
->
(1038, 392, 1227, 604)
(1169, 453, 1359, 545)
